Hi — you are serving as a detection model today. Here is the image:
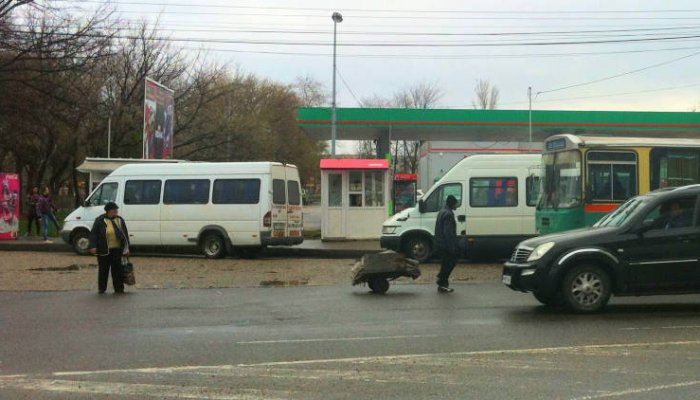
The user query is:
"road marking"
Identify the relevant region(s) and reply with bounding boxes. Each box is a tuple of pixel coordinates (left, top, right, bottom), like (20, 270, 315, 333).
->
(236, 334, 438, 345)
(32, 339, 700, 377)
(0, 377, 289, 400)
(569, 380, 700, 400)
(621, 325, 700, 331)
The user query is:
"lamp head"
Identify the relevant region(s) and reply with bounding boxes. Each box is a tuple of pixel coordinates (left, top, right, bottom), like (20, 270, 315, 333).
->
(332, 12, 343, 23)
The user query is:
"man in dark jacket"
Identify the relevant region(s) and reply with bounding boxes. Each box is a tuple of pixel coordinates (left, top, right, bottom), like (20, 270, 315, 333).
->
(89, 202, 130, 294)
(434, 195, 460, 293)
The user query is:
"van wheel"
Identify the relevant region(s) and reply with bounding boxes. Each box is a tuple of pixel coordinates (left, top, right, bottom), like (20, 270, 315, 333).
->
(201, 233, 226, 259)
(561, 265, 611, 313)
(72, 230, 91, 255)
(405, 237, 431, 262)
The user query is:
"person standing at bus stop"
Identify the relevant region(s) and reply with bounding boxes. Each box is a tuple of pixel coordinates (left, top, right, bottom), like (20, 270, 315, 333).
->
(434, 194, 460, 293)
(89, 202, 130, 294)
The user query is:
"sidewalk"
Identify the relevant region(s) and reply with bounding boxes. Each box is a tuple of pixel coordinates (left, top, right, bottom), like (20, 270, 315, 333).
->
(0, 236, 382, 259)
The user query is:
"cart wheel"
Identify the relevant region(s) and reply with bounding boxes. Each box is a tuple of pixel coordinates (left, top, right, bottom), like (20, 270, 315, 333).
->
(368, 278, 390, 294)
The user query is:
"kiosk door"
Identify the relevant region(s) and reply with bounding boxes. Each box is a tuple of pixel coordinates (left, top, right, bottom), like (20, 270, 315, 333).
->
(325, 172, 345, 238)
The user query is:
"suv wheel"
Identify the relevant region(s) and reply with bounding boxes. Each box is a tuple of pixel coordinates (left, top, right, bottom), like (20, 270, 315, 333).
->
(405, 237, 431, 262)
(561, 265, 611, 313)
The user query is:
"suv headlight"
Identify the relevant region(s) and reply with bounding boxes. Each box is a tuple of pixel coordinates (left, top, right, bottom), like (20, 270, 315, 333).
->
(527, 241, 555, 262)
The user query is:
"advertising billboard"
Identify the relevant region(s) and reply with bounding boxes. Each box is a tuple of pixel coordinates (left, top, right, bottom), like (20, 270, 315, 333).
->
(143, 77, 175, 159)
(0, 173, 20, 240)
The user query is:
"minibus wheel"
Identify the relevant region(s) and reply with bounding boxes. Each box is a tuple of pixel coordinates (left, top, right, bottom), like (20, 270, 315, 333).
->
(405, 236, 431, 262)
(201, 233, 226, 259)
(72, 230, 91, 255)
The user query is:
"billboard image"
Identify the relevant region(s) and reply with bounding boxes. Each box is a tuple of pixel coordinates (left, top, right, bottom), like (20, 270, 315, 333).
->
(143, 78, 175, 159)
(0, 173, 20, 240)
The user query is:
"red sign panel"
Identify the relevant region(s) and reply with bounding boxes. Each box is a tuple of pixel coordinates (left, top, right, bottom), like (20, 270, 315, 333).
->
(0, 173, 20, 240)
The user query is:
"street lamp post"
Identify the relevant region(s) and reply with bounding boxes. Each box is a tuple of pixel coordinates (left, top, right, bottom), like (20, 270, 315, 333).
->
(331, 11, 343, 158)
(528, 86, 533, 150)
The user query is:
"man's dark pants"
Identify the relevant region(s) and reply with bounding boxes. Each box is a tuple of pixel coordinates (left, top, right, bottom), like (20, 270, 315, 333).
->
(98, 249, 124, 293)
(437, 249, 458, 287)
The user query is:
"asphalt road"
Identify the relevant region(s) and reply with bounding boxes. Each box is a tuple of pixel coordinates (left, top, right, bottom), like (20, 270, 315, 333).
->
(2, 283, 700, 399)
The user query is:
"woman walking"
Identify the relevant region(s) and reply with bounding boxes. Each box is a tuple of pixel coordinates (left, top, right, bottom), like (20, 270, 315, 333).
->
(36, 187, 61, 242)
(25, 186, 41, 236)
(89, 202, 130, 294)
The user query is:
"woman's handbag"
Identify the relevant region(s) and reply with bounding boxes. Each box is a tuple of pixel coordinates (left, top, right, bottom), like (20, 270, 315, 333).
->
(122, 256, 136, 286)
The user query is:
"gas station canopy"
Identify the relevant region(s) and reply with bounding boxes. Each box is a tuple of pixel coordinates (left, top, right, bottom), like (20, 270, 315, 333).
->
(298, 108, 700, 142)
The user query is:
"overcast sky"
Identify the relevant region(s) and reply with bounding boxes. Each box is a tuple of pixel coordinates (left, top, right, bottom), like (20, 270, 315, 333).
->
(50, 0, 700, 114)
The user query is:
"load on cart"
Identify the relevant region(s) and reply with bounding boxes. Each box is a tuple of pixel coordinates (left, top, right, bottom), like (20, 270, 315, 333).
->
(351, 250, 421, 293)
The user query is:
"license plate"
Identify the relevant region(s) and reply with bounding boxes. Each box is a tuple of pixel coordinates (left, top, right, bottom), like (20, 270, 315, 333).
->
(502, 275, 512, 285)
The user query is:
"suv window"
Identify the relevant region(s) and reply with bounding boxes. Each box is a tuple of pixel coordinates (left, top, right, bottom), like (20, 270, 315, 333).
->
(642, 196, 697, 231)
(424, 183, 462, 213)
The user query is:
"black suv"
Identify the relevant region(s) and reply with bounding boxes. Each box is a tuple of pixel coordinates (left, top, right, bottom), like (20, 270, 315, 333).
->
(503, 185, 700, 313)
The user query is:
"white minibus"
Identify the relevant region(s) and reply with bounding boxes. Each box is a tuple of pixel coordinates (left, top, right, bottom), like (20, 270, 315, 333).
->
(380, 154, 540, 261)
(61, 162, 303, 258)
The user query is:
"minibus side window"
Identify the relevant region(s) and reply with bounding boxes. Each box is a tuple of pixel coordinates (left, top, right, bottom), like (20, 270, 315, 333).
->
(87, 182, 118, 206)
(273, 179, 286, 205)
(287, 181, 301, 206)
(470, 178, 518, 207)
(163, 180, 210, 204)
(213, 179, 260, 204)
(124, 180, 161, 205)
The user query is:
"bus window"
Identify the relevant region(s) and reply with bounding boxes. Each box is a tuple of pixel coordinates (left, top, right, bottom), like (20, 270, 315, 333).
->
(651, 148, 700, 189)
(526, 176, 541, 207)
(587, 151, 637, 203)
(540, 150, 582, 210)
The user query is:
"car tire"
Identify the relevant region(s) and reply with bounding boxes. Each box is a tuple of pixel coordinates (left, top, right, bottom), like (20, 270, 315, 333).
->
(405, 236, 432, 262)
(72, 230, 91, 255)
(533, 290, 563, 307)
(201, 233, 226, 259)
(561, 264, 611, 313)
(368, 277, 389, 294)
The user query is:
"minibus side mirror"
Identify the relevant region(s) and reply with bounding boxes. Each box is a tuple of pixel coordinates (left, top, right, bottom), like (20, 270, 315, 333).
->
(82, 200, 91, 207)
(418, 199, 426, 213)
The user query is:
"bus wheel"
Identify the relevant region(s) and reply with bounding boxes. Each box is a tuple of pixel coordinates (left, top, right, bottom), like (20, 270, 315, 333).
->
(201, 233, 226, 259)
(72, 230, 91, 255)
(561, 265, 611, 313)
(405, 236, 431, 262)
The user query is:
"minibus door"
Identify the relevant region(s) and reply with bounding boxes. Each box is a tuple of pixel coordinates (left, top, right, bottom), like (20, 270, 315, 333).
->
(271, 172, 289, 240)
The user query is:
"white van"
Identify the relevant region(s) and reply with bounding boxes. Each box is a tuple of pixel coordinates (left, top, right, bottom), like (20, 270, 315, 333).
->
(380, 154, 540, 261)
(61, 162, 303, 258)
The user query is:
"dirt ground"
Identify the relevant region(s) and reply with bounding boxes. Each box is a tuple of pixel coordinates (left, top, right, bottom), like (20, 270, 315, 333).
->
(0, 251, 503, 291)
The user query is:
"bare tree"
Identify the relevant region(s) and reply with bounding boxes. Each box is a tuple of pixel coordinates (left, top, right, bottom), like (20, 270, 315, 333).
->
(293, 74, 328, 107)
(472, 79, 499, 110)
(0, 0, 33, 19)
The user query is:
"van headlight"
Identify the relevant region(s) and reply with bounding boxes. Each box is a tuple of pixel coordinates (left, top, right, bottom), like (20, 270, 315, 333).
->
(527, 241, 555, 262)
(382, 226, 398, 234)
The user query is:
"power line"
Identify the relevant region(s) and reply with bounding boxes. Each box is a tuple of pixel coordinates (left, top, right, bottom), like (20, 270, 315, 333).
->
(538, 50, 700, 95)
(336, 69, 361, 106)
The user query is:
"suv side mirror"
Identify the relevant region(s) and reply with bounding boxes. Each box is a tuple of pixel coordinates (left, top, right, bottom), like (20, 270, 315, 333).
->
(418, 199, 426, 213)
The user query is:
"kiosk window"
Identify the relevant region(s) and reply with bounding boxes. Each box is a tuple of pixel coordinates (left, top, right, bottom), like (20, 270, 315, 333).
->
(164, 180, 210, 204)
(287, 181, 301, 206)
(424, 183, 462, 213)
(213, 179, 260, 204)
(587, 151, 637, 202)
(349, 171, 363, 207)
(88, 182, 118, 206)
(272, 179, 286, 205)
(328, 174, 342, 207)
(124, 180, 161, 205)
(364, 171, 384, 207)
(470, 178, 517, 207)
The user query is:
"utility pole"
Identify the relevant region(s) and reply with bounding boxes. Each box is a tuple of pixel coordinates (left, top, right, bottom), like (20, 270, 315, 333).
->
(330, 12, 343, 158)
(528, 86, 533, 150)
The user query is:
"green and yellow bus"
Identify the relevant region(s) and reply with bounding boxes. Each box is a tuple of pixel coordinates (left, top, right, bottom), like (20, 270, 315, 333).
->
(537, 134, 700, 234)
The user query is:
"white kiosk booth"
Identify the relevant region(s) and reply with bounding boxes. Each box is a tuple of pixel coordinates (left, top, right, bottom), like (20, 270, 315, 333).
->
(320, 159, 391, 240)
